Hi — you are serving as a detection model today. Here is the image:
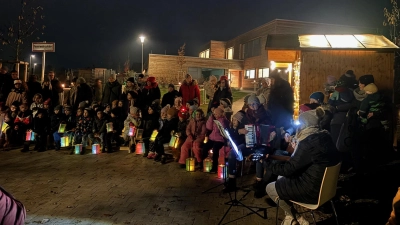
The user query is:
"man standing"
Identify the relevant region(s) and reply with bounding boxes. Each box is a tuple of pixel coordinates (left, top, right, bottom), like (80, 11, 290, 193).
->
(0, 66, 11, 101)
(92, 78, 103, 104)
(102, 74, 122, 105)
(47, 71, 64, 106)
(179, 74, 201, 106)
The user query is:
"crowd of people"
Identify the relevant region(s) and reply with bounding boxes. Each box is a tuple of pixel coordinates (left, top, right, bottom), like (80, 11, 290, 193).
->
(0, 65, 396, 224)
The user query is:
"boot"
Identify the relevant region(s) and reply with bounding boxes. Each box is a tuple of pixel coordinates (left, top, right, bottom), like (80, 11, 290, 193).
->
(21, 143, 29, 152)
(160, 155, 167, 164)
(223, 178, 237, 193)
(253, 180, 267, 199)
(55, 141, 61, 151)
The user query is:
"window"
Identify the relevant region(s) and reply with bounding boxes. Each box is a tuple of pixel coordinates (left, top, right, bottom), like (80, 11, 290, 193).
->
(258, 68, 269, 78)
(245, 69, 255, 79)
(199, 49, 210, 58)
(243, 38, 261, 59)
(226, 47, 233, 59)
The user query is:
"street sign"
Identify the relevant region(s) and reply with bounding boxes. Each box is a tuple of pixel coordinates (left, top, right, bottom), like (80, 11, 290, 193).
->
(32, 42, 55, 52)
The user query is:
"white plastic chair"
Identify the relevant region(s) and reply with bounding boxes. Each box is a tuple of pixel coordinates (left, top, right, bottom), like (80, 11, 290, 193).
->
(275, 162, 342, 225)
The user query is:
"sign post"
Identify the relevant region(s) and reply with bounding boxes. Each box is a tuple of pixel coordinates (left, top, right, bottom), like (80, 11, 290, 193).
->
(32, 41, 55, 81)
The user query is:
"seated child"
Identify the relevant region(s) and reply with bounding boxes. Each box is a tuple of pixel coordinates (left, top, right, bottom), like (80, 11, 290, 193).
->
(74, 108, 93, 154)
(172, 107, 190, 161)
(106, 108, 123, 153)
(358, 83, 385, 126)
(2, 102, 19, 148)
(179, 109, 206, 168)
(30, 93, 44, 118)
(27, 108, 48, 152)
(123, 106, 141, 148)
(142, 103, 160, 157)
(63, 105, 76, 147)
(12, 103, 32, 147)
(219, 98, 233, 121)
(89, 109, 108, 153)
(150, 107, 178, 164)
(50, 105, 66, 150)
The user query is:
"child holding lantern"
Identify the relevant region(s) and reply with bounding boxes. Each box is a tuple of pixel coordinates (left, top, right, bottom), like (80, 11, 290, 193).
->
(178, 109, 206, 168)
(141, 103, 160, 157)
(50, 105, 66, 151)
(30, 108, 48, 152)
(74, 108, 93, 153)
(106, 108, 123, 153)
(12, 103, 32, 148)
(63, 106, 76, 147)
(172, 106, 190, 162)
(123, 106, 141, 148)
(89, 109, 108, 153)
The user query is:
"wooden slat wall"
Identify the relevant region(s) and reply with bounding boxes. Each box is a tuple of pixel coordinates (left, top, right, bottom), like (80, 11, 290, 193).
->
(299, 50, 395, 104)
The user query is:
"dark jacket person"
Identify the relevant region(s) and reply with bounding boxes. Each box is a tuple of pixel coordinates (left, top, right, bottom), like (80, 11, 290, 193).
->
(48, 71, 64, 106)
(102, 74, 122, 105)
(75, 77, 93, 109)
(162, 84, 179, 107)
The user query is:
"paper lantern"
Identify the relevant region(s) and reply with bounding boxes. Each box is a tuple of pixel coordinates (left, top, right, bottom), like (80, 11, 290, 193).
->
(169, 135, 179, 148)
(218, 164, 228, 179)
(58, 124, 66, 133)
(74, 144, 82, 155)
(149, 130, 158, 142)
(203, 158, 213, 173)
(128, 126, 136, 137)
(135, 141, 145, 154)
(106, 122, 113, 133)
(92, 144, 100, 154)
(136, 129, 143, 139)
(186, 157, 195, 172)
(60, 137, 68, 147)
(204, 136, 208, 143)
(25, 131, 35, 141)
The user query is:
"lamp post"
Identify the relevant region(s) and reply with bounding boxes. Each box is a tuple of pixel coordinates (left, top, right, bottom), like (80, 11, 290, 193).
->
(33, 63, 37, 75)
(30, 55, 35, 75)
(139, 36, 145, 73)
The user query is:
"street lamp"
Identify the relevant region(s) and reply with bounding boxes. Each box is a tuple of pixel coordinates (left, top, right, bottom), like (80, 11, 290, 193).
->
(139, 36, 145, 73)
(33, 63, 37, 75)
(30, 55, 35, 75)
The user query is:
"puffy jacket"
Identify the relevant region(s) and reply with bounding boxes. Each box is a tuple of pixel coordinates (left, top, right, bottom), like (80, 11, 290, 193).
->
(109, 116, 123, 135)
(176, 119, 189, 139)
(161, 90, 179, 108)
(33, 116, 48, 134)
(142, 113, 159, 139)
(179, 79, 201, 105)
(0, 186, 26, 225)
(75, 83, 93, 109)
(210, 87, 232, 111)
(158, 117, 178, 138)
(185, 118, 206, 142)
(14, 110, 32, 129)
(93, 117, 107, 133)
(267, 78, 294, 127)
(102, 81, 122, 105)
(142, 83, 161, 106)
(75, 116, 92, 135)
(5, 88, 28, 107)
(206, 115, 229, 143)
(50, 113, 66, 133)
(268, 130, 340, 204)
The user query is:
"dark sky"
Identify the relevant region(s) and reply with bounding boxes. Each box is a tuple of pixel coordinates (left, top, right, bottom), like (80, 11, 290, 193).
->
(0, 0, 390, 70)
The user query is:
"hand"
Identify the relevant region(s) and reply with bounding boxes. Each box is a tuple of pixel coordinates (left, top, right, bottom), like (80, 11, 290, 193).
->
(238, 128, 248, 135)
(284, 133, 291, 143)
(170, 130, 175, 136)
(269, 131, 276, 141)
(265, 154, 269, 159)
(367, 112, 373, 119)
(357, 110, 360, 116)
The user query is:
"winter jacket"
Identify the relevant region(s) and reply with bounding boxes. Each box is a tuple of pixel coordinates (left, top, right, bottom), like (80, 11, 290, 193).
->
(210, 87, 232, 111)
(0, 74, 14, 99)
(206, 115, 229, 143)
(65, 114, 76, 131)
(359, 92, 385, 125)
(67, 86, 77, 107)
(41, 84, 53, 104)
(0, 186, 26, 225)
(50, 113, 66, 133)
(161, 90, 179, 108)
(14, 110, 32, 129)
(92, 117, 107, 134)
(176, 119, 189, 140)
(92, 85, 103, 103)
(158, 117, 178, 138)
(186, 118, 207, 143)
(227, 125, 245, 146)
(26, 81, 42, 103)
(102, 81, 122, 105)
(5, 88, 28, 107)
(179, 79, 201, 105)
(246, 106, 271, 125)
(267, 78, 294, 129)
(30, 102, 44, 118)
(50, 79, 64, 105)
(33, 116, 48, 134)
(142, 113, 160, 139)
(268, 130, 340, 204)
(109, 116, 123, 135)
(75, 83, 93, 109)
(75, 116, 92, 135)
(142, 84, 161, 106)
(123, 115, 142, 136)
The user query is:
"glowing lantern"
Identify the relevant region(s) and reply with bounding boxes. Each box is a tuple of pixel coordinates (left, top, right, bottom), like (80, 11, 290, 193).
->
(92, 144, 100, 154)
(75, 144, 82, 155)
(218, 164, 228, 179)
(149, 130, 158, 142)
(204, 136, 208, 144)
(106, 122, 113, 133)
(169, 135, 179, 148)
(203, 158, 213, 173)
(136, 129, 143, 139)
(58, 124, 66, 133)
(60, 136, 69, 147)
(128, 126, 136, 137)
(25, 131, 35, 141)
(186, 157, 195, 172)
(135, 141, 145, 154)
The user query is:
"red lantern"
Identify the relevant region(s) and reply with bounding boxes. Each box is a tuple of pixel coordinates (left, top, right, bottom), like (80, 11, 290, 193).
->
(135, 141, 145, 154)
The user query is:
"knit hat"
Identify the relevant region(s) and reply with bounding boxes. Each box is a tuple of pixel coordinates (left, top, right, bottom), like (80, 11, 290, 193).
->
(76, 77, 86, 84)
(298, 107, 325, 129)
(78, 101, 87, 109)
(167, 107, 178, 117)
(345, 70, 356, 78)
(147, 76, 156, 83)
(149, 103, 160, 112)
(168, 83, 175, 89)
(161, 104, 170, 114)
(359, 75, 374, 86)
(64, 105, 72, 111)
(364, 83, 378, 94)
(127, 77, 135, 83)
(43, 98, 51, 105)
(213, 107, 224, 115)
(232, 110, 248, 124)
(126, 90, 138, 98)
(54, 105, 63, 111)
(130, 106, 139, 114)
(220, 75, 228, 81)
(138, 74, 144, 79)
(178, 111, 189, 120)
(309, 92, 325, 103)
(220, 98, 231, 107)
(14, 80, 22, 84)
(247, 94, 260, 105)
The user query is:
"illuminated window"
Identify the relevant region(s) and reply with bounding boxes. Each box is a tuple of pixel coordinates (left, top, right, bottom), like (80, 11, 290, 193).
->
(199, 49, 210, 58)
(245, 69, 255, 79)
(258, 68, 269, 78)
(325, 35, 364, 48)
(299, 35, 330, 48)
(226, 47, 233, 59)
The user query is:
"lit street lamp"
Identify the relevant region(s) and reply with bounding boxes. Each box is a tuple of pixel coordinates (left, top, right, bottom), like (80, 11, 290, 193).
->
(33, 63, 37, 75)
(139, 36, 145, 73)
(30, 55, 35, 75)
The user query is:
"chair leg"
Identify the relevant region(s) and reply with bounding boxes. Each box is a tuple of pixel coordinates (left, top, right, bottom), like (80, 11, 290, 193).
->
(276, 198, 279, 225)
(310, 211, 317, 225)
(330, 200, 340, 225)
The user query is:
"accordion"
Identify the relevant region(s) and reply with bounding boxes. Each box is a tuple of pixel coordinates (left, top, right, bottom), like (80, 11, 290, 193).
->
(245, 124, 274, 148)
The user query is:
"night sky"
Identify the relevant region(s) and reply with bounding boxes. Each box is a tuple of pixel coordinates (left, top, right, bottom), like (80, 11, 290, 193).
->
(0, 0, 391, 70)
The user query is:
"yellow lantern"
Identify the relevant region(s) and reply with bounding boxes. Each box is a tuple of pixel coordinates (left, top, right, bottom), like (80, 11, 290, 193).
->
(75, 144, 82, 155)
(135, 141, 145, 154)
(58, 124, 66, 133)
(186, 157, 196, 172)
(128, 126, 136, 137)
(60, 137, 67, 147)
(92, 144, 100, 154)
(106, 122, 113, 133)
(169, 135, 179, 148)
(218, 164, 228, 179)
(204, 136, 208, 143)
(149, 130, 158, 142)
(203, 158, 213, 173)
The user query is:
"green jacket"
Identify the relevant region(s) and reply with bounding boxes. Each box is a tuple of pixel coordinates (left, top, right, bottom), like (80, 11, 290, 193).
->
(359, 92, 384, 124)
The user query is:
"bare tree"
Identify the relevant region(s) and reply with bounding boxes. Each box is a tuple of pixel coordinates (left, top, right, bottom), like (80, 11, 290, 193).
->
(0, 0, 45, 61)
(384, 0, 400, 42)
(177, 43, 186, 83)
